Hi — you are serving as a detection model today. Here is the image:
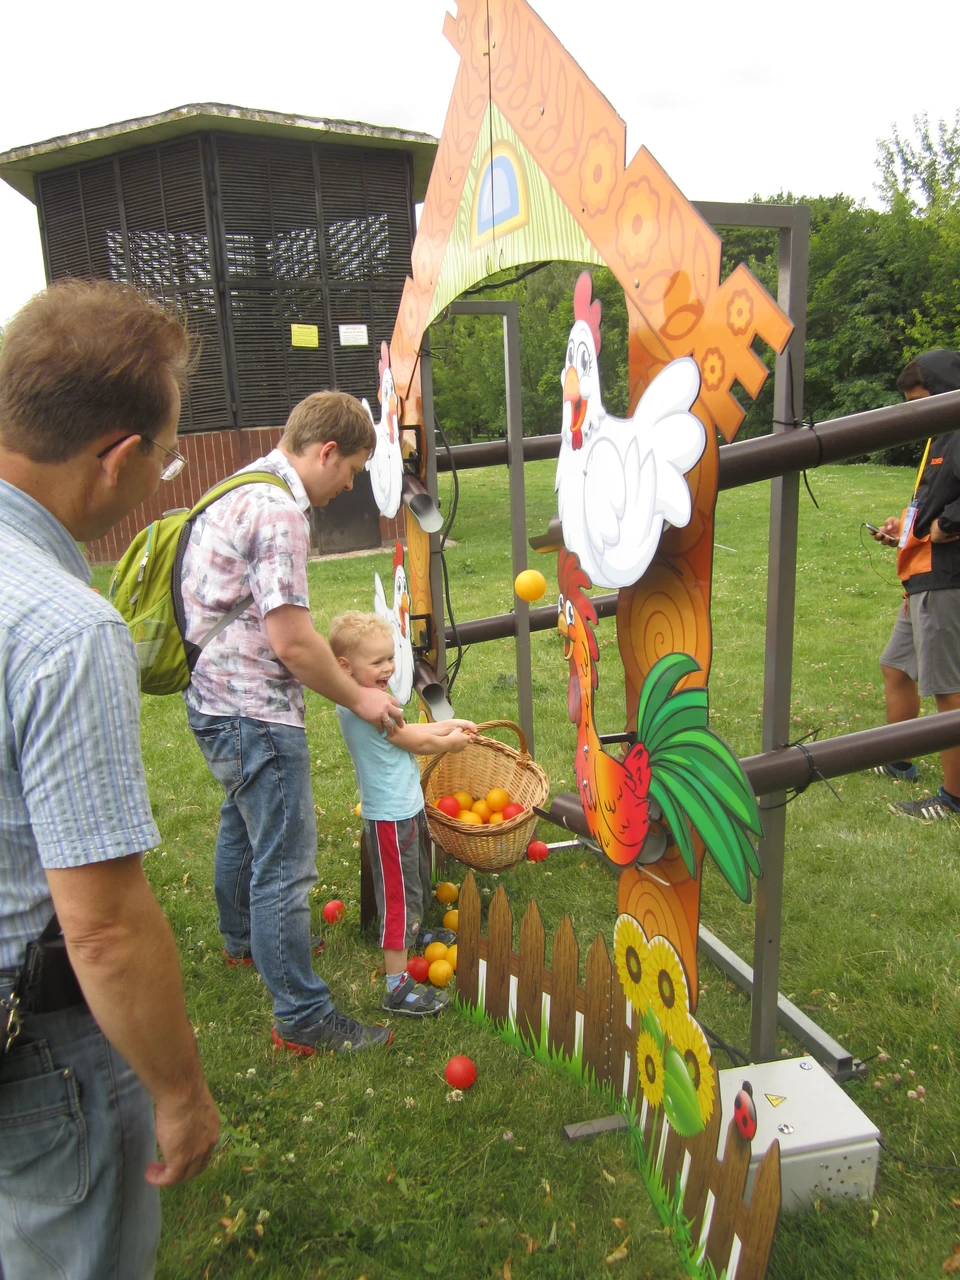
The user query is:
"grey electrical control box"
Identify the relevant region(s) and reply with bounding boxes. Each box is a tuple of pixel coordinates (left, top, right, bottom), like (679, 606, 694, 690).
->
(717, 1056, 880, 1212)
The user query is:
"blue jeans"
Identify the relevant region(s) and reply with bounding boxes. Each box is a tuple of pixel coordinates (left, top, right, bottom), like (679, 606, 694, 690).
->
(187, 710, 334, 1030)
(0, 993, 159, 1279)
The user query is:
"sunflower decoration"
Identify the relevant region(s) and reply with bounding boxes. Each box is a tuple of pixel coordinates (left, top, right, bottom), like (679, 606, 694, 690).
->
(642, 935, 691, 1039)
(613, 914, 650, 1014)
(669, 1014, 715, 1124)
(636, 1028, 664, 1108)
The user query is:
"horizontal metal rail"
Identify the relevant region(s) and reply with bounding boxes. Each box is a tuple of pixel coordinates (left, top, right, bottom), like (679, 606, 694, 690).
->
(434, 387, 960, 486)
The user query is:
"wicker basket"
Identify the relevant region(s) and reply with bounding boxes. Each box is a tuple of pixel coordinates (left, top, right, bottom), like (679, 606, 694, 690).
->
(420, 720, 550, 872)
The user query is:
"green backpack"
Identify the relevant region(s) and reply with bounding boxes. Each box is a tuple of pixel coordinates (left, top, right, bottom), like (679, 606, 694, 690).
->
(108, 471, 291, 695)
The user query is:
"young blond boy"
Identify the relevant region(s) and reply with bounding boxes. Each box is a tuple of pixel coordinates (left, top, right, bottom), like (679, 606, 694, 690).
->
(330, 611, 476, 1016)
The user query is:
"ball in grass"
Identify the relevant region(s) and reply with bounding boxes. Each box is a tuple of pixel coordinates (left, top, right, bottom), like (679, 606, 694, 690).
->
(445, 1055, 477, 1089)
(354, 802, 362, 816)
(322, 899, 345, 924)
(407, 956, 430, 983)
(435, 882, 459, 905)
(423, 941, 448, 964)
(514, 568, 547, 602)
(446, 944, 457, 972)
(443, 909, 459, 932)
(428, 958, 453, 987)
(526, 840, 549, 862)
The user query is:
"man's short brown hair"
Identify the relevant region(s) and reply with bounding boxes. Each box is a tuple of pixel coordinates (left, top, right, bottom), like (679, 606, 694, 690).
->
(281, 391, 375, 458)
(896, 359, 926, 396)
(0, 279, 193, 464)
(329, 610, 392, 659)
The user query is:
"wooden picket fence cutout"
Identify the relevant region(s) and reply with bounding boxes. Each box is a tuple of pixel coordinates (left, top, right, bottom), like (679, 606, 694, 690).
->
(456, 872, 781, 1280)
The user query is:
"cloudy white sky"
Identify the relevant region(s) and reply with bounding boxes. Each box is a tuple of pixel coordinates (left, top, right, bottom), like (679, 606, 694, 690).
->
(1, 0, 958, 325)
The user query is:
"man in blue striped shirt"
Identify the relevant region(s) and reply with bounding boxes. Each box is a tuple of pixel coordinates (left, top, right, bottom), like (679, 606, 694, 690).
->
(0, 280, 219, 1279)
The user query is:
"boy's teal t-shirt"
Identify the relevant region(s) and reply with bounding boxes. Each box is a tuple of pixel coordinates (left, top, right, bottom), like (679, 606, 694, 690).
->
(336, 705, 423, 821)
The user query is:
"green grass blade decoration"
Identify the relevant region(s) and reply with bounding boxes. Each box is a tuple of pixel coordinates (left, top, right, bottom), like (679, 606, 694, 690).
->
(649, 776, 697, 876)
(653, 738, 762, 835)
(636, 652, 702, 739)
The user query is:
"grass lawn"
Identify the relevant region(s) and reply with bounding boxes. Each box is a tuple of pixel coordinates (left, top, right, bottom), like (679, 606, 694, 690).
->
(96, 458, 960, 1279)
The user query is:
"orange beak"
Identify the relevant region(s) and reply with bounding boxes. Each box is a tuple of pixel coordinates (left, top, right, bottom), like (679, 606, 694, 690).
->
(563, 365, 586, 448)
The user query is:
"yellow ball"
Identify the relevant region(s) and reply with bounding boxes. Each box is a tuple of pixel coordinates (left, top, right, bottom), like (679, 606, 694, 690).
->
(514, 568, 547, 602)
(443, 909, 459, 932)
(354, 802, 362, 816)
(423, 941, 448, 964)
(428, 958, 453, 987)
(435, 882, 459, 905)
(446, 944, 458, 972)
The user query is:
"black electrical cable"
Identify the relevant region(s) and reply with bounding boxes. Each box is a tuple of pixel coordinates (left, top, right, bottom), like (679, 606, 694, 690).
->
(878, 1141, 960, 1175)
(698, 1020, 751, 1069)
(462, 260, 552, 296)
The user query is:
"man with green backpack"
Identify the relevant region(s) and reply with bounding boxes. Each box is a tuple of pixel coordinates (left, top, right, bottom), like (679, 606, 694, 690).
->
(177, 391, 403, 1056)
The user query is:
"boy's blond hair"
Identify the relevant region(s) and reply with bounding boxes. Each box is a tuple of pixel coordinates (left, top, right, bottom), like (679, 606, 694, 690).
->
(281, 390, 375, 457)
(329, 611, 393, 659)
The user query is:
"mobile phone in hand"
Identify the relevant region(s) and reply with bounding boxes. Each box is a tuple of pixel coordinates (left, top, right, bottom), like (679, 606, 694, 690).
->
(864, 522, 881, 535)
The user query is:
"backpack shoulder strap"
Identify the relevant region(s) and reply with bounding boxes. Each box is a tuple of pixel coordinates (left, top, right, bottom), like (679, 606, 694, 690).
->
(174, 470, 297, 661)
(187, 469, 292, 519)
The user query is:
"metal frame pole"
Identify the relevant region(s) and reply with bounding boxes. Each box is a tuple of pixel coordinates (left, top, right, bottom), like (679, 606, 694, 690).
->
(448, 299, 535, 754)
(753, 211, 808, 1061)
(419, 329, 447, 683)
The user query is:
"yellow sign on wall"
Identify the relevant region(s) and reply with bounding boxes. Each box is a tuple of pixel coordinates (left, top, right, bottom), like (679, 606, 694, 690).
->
(290, 323, 319, 349)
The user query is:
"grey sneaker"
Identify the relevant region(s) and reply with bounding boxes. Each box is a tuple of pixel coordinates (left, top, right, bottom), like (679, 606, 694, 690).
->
(874, 762, 919, 782)
(889, 788, 960, 822)
(272, 1011, 393, 1056)
(381, 976, 450, 1018)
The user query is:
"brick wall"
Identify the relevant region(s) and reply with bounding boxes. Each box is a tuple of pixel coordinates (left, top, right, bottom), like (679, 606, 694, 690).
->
(84, 426, 405, 565)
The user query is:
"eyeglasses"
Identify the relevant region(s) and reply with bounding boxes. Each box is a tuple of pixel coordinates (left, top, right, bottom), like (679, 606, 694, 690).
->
(96, 434, 186, 481)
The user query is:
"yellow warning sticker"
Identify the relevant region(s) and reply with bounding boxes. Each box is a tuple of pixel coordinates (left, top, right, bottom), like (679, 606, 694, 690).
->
(764, 1093, 787, 1107)
(291, 324, 319, 349)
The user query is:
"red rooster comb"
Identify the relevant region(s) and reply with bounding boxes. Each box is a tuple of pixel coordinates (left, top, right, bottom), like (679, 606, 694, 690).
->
(573, 272, 602, 355)
(393, 540, 404, 573)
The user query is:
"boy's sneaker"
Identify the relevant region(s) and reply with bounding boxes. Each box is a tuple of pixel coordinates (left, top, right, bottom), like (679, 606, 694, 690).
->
(412, 928, 457, 955)
(874, 762, 919, 783)
(224, 935, 325, 968)
(873, 762, 919, 782)
(889, 787, 960, 822)
(381, 976, 450, 1018)
(272, 1011, 393, 1056)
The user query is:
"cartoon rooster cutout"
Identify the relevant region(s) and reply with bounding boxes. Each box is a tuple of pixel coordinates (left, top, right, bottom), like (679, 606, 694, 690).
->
(374, 541, 414, 705)
(362, 341, 403, 519)
(557, 549, 762, 899)
(556, 273, 707, 590)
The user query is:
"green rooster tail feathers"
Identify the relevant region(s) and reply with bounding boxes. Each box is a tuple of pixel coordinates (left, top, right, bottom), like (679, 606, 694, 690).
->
(637, 653, 763, 900)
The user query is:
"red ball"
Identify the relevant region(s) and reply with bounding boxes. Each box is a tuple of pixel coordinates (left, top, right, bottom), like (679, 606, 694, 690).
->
(322, 899, 345, 924)
(526, 840, 549, 862)
(444, 1055, 477, 1090)
(407, 956, 430, 983)
(501, 802, 525, 821)
(436, 795, 462, 819)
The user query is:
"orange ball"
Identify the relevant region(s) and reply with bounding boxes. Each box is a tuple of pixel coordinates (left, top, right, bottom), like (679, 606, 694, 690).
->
(471, 799, 492, 823)
(446, 944, 458, 972)
(514, 569, 547, 602)
(488, 812, 505, 825)
(428, 959, 453, 987)
(443, 909, 459, 932)
(486, 787, 510, 812)
(453, 790, 474, 810)
(458, 810, 482, 825)
(423, 941, 448, 964)
(435, 882, 459, 905)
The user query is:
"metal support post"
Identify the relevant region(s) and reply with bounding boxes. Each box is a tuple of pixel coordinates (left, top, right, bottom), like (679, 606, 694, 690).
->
(419, 331, 447, 684)
(448, 300, 535, 754)
(750, 209, 809, 1062)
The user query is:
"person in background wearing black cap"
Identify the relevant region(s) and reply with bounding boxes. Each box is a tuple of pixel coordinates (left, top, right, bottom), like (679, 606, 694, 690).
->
(870, 350, 960, 820)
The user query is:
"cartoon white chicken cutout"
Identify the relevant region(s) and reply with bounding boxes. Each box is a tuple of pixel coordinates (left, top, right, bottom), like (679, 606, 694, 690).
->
(373, 541, 414, 705)
(362, 341, 403, 519)
(555, 272, 707, 590)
